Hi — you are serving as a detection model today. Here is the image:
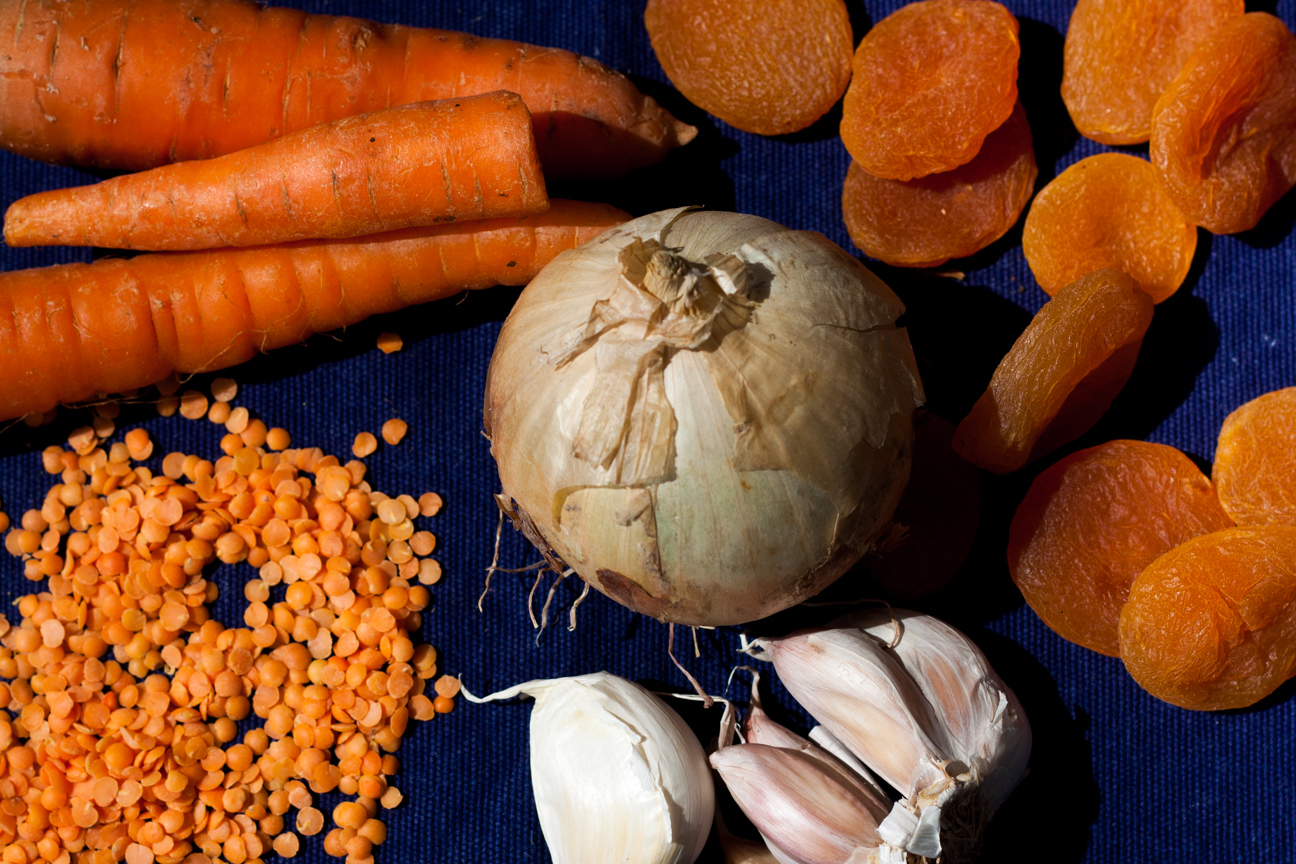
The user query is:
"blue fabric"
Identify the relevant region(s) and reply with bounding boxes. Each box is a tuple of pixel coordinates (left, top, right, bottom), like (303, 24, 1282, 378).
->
(1, 1, 1294, 861)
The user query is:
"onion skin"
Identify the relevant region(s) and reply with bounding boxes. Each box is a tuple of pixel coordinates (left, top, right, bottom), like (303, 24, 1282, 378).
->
(485, 208, 923, 626)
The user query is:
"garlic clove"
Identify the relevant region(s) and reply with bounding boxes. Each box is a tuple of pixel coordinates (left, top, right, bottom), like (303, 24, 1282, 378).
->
(716, 811, 782, 864)
(806, 725, 880, 794)
(763, 833, 828, 864)
(744, 687, 890, 823)
(840, 609, 1032, 813)
(465, 672, 714, 864)
(710, 743, 886, 864)
(760, 626, 953, 800)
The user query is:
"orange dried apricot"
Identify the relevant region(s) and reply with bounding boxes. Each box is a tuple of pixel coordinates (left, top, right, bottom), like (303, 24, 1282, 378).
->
(1062, 0, 1244, 145)
(644, 0, 853, 136)
(953, 268, 1154, 474)
(866, 412, 981, 600)
(1151, 13, 1296, 234)
(1119, 526, 1296, 710)
(840, 0, 1020, 181)
(1010, 440, 1233, 656)
(1022, 153, 1197, 304)
(842, 101, 1037, 268)
(1213, 387, 1296, 527)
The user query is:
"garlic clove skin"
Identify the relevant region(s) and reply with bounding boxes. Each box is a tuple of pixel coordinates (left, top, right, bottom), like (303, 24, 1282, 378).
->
(722, 834, 782, 864)
(763, 611, 1031, 863)
(760, 835, 904, 864)
(745, 697, 891, 824)
(760, 627, 953, 800)
(806, 725, 880, 794)
(468, 672, 714, 864)
(716, 812, 782, 864)
(710, 743, 886, 864)
(840, 609, 1032, 814)
(876, 801, 944, 859)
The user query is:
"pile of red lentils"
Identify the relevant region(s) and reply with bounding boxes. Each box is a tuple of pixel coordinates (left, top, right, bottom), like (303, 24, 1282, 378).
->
(0, 381, 458, 864)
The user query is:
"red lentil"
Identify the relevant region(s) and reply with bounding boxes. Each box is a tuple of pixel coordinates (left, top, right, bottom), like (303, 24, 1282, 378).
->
(380, 420, 408, 446)
(0, 421, 451, 864)
(179, 390, 209, 420)
(352, 433, 378, 459)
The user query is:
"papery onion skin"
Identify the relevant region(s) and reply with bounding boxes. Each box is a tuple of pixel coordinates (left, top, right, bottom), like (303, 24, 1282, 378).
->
(485, 208, 923, 626)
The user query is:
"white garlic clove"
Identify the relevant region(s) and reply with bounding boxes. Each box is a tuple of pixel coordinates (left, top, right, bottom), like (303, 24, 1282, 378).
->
(465, 672, 714, 864)
(760, 626, 953, 800)
(841, 609, 1032, 813)
(710, 743, 886, 864)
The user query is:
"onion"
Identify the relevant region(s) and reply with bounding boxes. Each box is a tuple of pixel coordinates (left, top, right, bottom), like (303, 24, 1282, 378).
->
(484, 208, 923, 626)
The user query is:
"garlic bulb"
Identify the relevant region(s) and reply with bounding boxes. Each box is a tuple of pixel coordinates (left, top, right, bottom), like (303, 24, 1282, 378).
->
(484, 207, 923, 626)
(755, 610, 1030, 864)
(463, 672, 714, 864)
(843, 610, 1031, 817)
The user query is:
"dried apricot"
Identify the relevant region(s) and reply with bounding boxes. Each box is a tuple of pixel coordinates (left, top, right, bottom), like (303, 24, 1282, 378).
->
(1022, 153, 1197, 304)
(840, 0, 1020, 181)
(1062, 0, 1244, 145)
(866, 412, 981, 600)
(1151, 13, 1296, 234)
(644, 0, 853, 136)
(1119, 526, 1296, 710)
(952, 268, 1154, 474)
(842, 101, 1036, 268)
(1010, 440, 1233, 656)
(1213, 387, 1296, 527)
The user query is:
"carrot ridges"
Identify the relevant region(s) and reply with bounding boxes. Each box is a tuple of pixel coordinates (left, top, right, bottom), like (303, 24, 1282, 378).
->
(5, 92, 550, 251)
(0, 200, 628, 421)
(0, 0, 693, 179)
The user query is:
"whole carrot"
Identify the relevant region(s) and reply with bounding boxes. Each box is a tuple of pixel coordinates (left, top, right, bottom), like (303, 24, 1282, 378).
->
(0, 199, 629, 421)
(0, 0, 695, 181)
(5, 92, 548, 251)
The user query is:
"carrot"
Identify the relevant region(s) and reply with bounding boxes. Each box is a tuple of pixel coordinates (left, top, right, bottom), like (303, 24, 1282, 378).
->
(0, 199, 630, 421)
(0, 0, 695, 181)
(4, 91, 548, 251)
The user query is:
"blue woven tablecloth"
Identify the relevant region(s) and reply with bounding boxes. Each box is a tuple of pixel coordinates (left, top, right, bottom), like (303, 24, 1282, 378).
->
(1, 1, 1294, 861)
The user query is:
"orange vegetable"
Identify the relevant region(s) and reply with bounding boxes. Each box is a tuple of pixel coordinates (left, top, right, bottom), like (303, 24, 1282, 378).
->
(0, 0, 695, 181)
(5, 92, 548, 251)
(0, 200, 628, 421)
